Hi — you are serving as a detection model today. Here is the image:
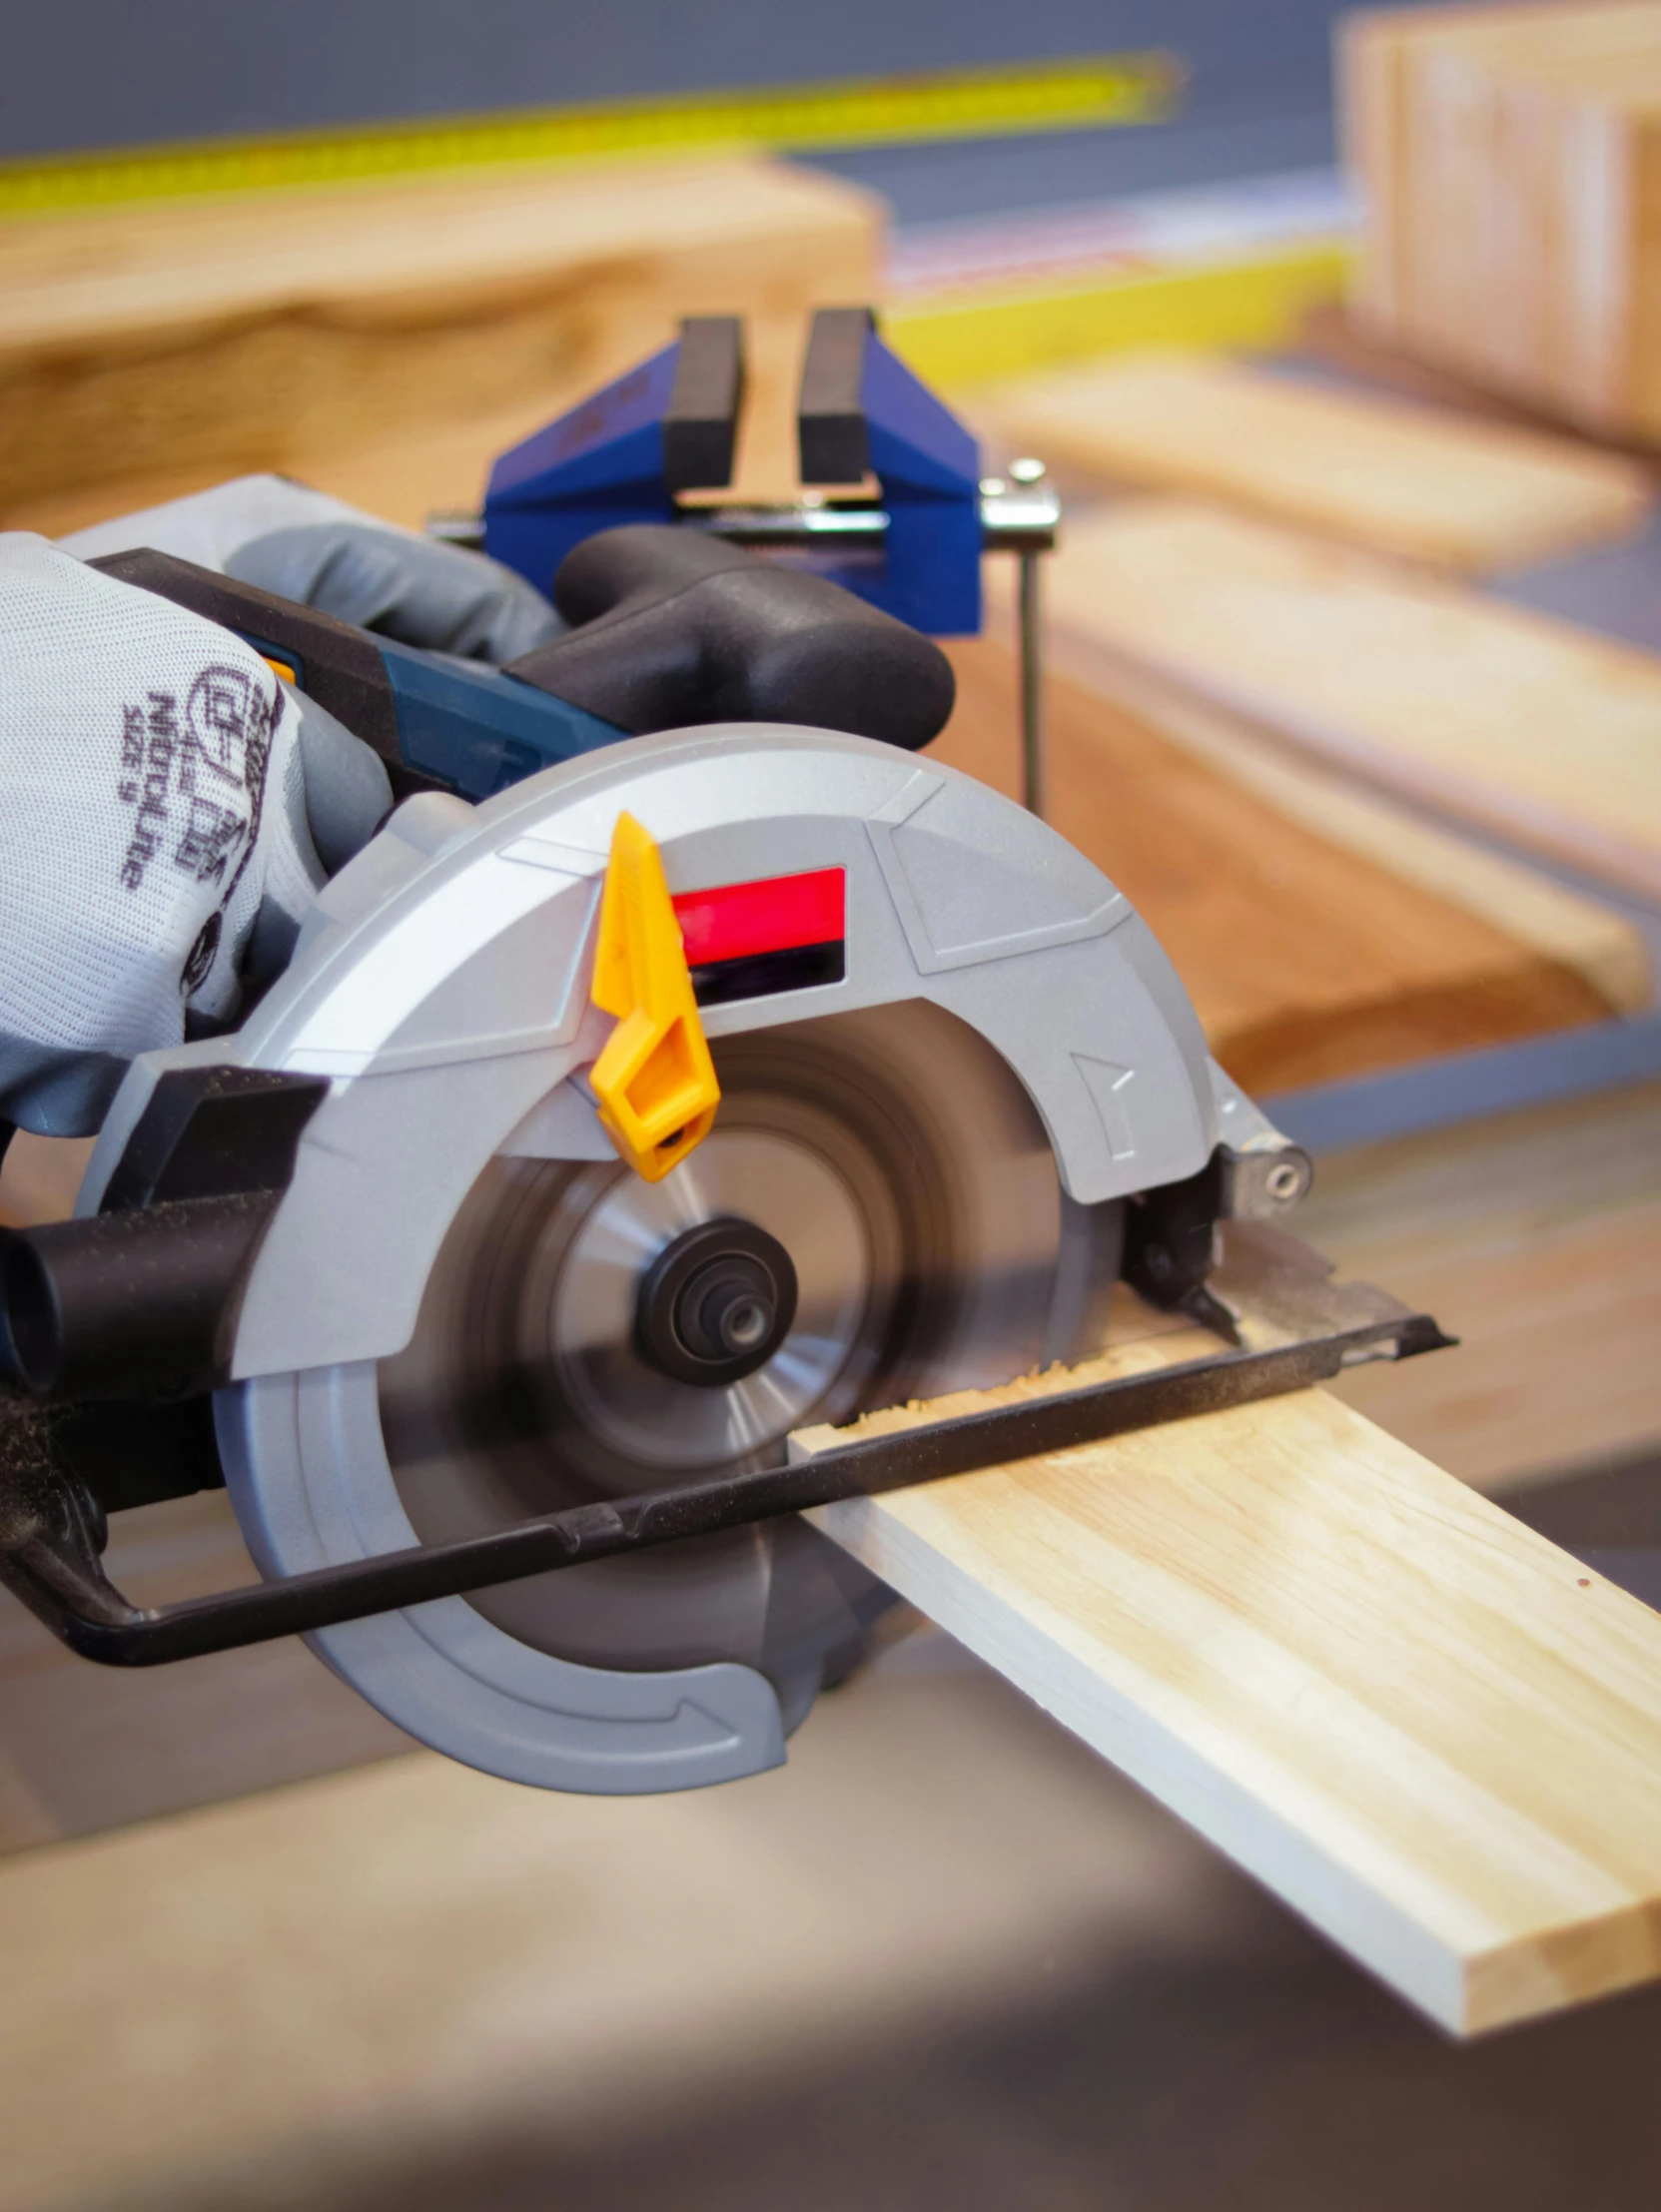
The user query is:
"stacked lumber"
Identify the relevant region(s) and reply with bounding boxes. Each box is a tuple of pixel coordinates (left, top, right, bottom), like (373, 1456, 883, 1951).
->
(1019, 497, 1661, 902)
(937, 637, 1644, 1094)
(0, 157, 883, 535)
(978, 349, 1652, 571)
(1340, 1, 1661, 438)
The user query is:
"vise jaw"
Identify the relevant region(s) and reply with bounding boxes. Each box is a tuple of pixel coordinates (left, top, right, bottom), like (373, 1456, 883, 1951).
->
(479, 307, 994, 636)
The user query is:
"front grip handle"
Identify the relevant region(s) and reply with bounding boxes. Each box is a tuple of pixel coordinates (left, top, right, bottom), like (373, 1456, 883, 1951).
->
(505, 524, 957, 752)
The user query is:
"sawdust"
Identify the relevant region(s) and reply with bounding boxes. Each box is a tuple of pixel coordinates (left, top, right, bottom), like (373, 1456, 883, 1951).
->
(788, 1285, 1220, 1459)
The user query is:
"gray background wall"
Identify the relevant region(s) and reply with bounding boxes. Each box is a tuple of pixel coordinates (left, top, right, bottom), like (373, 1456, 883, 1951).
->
(4, 0, 1347, 219)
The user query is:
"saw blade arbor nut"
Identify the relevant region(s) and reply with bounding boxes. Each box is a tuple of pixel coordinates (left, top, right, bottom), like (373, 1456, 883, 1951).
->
(634, 1216, 800, 1387)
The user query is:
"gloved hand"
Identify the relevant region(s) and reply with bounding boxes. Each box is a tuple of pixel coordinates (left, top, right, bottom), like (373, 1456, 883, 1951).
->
(59, 474, 563, 664)
(0, 534, 392, 1138)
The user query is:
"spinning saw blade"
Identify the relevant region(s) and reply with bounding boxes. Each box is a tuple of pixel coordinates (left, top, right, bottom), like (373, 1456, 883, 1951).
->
(379, 1001, 1122, 1717)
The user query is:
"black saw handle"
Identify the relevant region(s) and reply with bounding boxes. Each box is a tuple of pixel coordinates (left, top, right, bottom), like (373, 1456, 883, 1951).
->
(504, 524, 956, 749)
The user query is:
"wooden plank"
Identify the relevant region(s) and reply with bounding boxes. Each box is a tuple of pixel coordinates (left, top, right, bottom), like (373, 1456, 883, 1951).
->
(1303, 1077, 1661, 1491)
(979, 351, 1651, 571)
(1035, 496, 1661, 901)
(808, 1340, 1661, 2034)
(938, 637, 1624, 1095)
(1024, 635, 1651, 1016)
(0, 157, 882, 525)
(1298, 296, 1661, 454)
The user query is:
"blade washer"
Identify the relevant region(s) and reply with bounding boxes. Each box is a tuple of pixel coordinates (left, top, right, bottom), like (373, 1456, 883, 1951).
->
(635, 1215, 799, 1385)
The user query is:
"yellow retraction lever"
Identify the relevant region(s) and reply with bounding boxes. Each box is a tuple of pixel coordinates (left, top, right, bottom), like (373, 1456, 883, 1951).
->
(588, 812, 721, 1181)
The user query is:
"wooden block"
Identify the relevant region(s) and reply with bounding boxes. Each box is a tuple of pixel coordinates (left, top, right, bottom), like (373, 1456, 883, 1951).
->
(1296, 297, 1661, 456)
(1034, 496, 1661, 901)
(938, 635, 1626, 1095)
(0, 158, 883, 523)
(810, 1353, 1661, 2033)
(979, 351, 1651, 571)
(1338, 4, 1661, 439)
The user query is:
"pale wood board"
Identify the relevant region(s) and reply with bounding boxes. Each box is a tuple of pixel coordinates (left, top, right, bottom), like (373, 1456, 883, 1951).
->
(939, 635, 1630, 1095)
(809, 1363, 1661, 2035)
(0, 157, 883, 522)
(1395, 9, 1661, 402)
(977, 349, 1652, 571)
(1037, 496, 1661, 901)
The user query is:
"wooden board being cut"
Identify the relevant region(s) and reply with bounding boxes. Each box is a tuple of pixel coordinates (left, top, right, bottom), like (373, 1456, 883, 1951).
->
(1034, 497, 1661, 901)
(0, 156, 882, 529)
(978, 350, 1652, 571)
(807, 1325, 1661, 2035)
(937, 637, 1630, 1094)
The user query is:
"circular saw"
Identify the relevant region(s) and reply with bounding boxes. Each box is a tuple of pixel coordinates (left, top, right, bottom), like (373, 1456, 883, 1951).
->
(0, 499, 1433, 1802)
(0, 720, 1341, 1793)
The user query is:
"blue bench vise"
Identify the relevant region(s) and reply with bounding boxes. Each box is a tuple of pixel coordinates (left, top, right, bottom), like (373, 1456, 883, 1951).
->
(471, 308, 1052, 642)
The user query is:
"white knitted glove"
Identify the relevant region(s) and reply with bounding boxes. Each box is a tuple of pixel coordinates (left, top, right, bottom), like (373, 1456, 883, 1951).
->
(0, 534, 376, 1136)
(60, 474, 562, 664)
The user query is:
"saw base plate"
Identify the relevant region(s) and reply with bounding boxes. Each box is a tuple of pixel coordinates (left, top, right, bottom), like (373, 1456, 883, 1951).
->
(0, 1222, 1450, 1669)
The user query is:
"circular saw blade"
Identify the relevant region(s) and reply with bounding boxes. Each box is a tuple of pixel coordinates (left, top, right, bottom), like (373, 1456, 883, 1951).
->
(378, 1001, 1121, 1700)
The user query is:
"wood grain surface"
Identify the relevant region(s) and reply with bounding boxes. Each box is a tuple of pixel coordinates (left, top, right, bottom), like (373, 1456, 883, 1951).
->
(937, 636, 1624, 1094)
(1340, 3, 1661, 439)
(1032, 497, 1661, 900)
(1046, 644, 1651, 1017)
(978, 351, 1651, 570)
(0, 157, 882, 524)
(1303, 1076, 1661, 1493)
(810, 1351, 1661, 2034)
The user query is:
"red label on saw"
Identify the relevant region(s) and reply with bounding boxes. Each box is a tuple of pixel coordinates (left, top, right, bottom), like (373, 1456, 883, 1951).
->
(672, 868, 845, 966)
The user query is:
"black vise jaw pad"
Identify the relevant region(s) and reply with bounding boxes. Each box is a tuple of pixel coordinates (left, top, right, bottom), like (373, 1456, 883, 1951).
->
(798, 306, 876, 486)
(665, 315, 745, 494)
(507, 523, 956, 752)
(0, 1067, 327, 1404)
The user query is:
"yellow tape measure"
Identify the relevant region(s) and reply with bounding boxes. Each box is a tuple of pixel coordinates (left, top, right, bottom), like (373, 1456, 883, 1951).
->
(0, 53, 1182, 218)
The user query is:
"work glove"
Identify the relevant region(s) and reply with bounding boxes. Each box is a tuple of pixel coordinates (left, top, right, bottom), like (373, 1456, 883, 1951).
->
(0, 534, 391, 1138)
(59, 474, 563, 664)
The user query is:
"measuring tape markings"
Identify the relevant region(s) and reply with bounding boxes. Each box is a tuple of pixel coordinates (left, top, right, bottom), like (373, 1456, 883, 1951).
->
(0, 54, 1182, 218)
